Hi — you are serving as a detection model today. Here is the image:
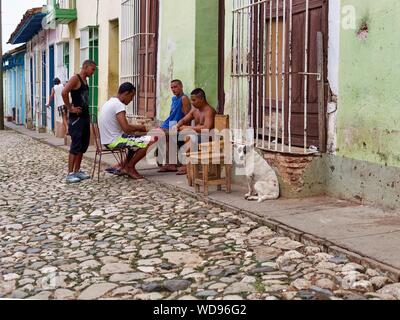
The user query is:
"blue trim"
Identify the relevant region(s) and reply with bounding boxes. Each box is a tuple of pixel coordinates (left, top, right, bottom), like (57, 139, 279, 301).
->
(9, 13, 46, 44)
(49, 45, 55, 131)
(42, 50, 47, 128)
(3, 51, 26, 70)
(30, 58, 34, 122)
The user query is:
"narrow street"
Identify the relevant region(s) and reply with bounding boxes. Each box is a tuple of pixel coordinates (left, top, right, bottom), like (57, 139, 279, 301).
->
(1, 130, 399, 300)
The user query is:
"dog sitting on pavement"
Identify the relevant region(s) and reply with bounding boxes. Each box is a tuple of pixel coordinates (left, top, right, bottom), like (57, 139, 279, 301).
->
(234, 143, 280, 203)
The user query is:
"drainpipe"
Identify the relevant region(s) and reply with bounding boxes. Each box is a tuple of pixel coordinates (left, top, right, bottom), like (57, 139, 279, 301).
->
(0, 0, 4, 131)
(96, 0, 99, 26)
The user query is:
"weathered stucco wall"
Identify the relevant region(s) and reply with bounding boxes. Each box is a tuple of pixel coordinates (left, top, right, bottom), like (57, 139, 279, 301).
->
(157, 0, 196, 120)
(70, 0, 119, 108)
(223, 0, 233, 118)
(337, 0, 400, 167)
(194, 0, 219, 109)
(224, 0, 400, 209)
(157, 0, 219, 121)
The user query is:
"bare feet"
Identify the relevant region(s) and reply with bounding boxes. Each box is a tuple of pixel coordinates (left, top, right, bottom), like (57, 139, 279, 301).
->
(176, 166, 187, 176)
(122, 168, 144, 180)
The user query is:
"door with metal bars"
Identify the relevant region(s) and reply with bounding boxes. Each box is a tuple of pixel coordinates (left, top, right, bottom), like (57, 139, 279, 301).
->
(121, 0, 159, 118)
(231, 0, 328, 154)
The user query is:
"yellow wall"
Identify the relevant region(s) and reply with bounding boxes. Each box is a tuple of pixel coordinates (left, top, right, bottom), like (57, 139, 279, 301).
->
(68, 0, 120, 108)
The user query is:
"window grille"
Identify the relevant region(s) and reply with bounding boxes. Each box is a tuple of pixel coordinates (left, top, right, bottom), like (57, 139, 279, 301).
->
(120, 0, 157, 117)
(231, 0, 326, 154)
(80, 26, 99, 119)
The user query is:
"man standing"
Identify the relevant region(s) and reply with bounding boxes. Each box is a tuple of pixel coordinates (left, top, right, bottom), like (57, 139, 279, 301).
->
(62, 60, 96, 184)
(158, 79, 191, 173)
(98, 83, 156, 180)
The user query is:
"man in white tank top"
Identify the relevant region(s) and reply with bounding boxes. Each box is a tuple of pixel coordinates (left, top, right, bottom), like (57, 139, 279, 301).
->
(47, 78, 68, 136)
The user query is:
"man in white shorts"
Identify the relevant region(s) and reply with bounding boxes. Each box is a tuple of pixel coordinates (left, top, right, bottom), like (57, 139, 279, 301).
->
(47, 78, 68, 136)
(98, 83, 156, 180)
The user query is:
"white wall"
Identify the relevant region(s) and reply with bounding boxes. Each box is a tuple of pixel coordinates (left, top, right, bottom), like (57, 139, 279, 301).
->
(327, 0, 341, 154)
(328, 0, 341, 97)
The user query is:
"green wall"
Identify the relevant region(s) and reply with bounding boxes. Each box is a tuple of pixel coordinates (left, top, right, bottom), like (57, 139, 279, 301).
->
(223, 0, 233, 117)
(194, 0, 219, 109)
(158, 0, 196, 120)
(158, 0, 219, 120)
(338, 0, 400, 167)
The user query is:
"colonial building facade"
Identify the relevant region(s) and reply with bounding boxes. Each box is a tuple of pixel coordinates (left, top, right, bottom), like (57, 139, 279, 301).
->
(3, 0, 400, 209)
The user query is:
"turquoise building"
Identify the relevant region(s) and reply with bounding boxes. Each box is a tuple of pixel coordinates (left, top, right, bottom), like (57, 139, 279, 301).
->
(2, 45, 26, 125)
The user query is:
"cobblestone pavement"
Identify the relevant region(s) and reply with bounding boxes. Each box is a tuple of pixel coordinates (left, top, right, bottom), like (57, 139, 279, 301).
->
(1, 130, 400, 300)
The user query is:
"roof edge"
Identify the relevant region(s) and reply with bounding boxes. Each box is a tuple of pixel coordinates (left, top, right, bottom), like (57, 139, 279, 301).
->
(8, 7, 46, 44)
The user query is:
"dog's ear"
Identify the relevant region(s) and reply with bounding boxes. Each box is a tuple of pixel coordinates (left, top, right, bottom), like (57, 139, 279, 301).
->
(244, 143, 256, 154)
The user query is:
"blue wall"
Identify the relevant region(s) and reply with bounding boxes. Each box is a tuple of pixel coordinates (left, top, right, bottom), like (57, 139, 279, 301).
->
(3, 51, 26, 125)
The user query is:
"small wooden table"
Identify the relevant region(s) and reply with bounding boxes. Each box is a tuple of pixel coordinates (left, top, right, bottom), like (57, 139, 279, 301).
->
(188, 152, 232, 196)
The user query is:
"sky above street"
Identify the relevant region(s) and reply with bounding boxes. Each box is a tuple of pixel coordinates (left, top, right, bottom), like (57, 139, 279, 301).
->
(2, 0, 45, 53)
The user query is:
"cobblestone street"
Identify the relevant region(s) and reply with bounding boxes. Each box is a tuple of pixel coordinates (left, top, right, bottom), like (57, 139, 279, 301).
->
(1, 130, 400, 300)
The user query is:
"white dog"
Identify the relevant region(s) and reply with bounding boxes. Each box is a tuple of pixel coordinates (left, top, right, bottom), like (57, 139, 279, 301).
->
(234, 144, 280, 202)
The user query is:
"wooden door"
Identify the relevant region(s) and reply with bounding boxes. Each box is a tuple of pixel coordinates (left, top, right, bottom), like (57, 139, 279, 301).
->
(289, 0, 328, 148)
(138, 0, 159, 118)
(249, 0, 328, 150)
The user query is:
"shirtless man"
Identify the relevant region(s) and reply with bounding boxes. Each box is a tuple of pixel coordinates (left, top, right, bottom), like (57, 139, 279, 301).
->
(173, 88, 216, 175)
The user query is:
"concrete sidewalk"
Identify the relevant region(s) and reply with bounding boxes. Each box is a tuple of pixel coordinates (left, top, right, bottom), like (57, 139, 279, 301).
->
(5, 122, 400, 280)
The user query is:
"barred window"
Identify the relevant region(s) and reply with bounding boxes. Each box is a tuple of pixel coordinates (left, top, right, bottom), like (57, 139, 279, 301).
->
(120, 0, 158, 118)
(80, 26, 99, 119)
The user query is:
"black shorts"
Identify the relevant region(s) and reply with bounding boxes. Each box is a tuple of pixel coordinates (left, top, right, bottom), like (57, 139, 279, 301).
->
(179, 133, 211, 146)
(69, 116, 91, 155)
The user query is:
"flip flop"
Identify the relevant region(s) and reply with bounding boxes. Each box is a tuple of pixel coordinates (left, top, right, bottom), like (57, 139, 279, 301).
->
(105, 167, 123, 175)
(105, 167, 116, 174)
(113, 170, 126, 176)
(176, 170, 187, 176)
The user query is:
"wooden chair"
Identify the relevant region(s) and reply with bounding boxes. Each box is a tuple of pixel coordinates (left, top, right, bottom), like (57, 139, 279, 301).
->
(90, 115, 128, 182)
(187, 115, 232, 196)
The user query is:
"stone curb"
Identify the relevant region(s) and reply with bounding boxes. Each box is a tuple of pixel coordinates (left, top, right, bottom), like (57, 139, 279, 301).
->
(7, 124, 400, 283)
(150, 180, 400, 283)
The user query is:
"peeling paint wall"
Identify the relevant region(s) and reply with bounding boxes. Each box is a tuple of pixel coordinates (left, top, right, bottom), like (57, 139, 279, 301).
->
(337, 0, 400, 167)
(157, 0, 219, 121)
(328, 0, 341, 97)
(327, 0, 341, 154)
(222, 0, 400, 209)
(195, 0, 219, 109)
(157, 0, 196, 121)
(223, 0, 233, 118)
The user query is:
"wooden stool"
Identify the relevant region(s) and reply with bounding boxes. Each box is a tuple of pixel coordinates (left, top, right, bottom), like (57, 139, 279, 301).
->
(188, 153, 232, 196)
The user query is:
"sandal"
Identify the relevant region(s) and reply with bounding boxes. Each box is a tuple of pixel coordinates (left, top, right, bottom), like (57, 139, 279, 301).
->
(105, 167, 123, 175)
(105, 167, 116, 174)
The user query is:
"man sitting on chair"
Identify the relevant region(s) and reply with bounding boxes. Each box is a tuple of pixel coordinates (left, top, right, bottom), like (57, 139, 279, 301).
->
(158, 79, 191, 173)
(173, 88, 216, 175)
(98, 82, 156, 180)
